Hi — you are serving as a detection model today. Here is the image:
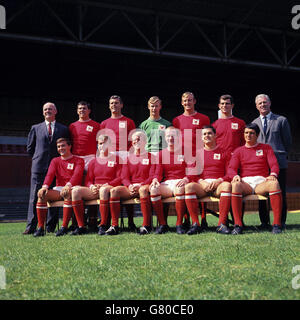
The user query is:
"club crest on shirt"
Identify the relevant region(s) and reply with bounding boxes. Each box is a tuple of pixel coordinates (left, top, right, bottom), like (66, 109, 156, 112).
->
(67, 163, 74, 170)
(192, 119, 199, 125)
(256, 150, 263, 156)
(213, 153, 221, 160)
(231, 123, 238, 130)
(119, 121, 126, 128)
(158, 125, 166, 130)
(177, 155, 184, 162)
(107, 161, 115, 167)
(142, 158, 149, 165)
(86, 125, 93, 132)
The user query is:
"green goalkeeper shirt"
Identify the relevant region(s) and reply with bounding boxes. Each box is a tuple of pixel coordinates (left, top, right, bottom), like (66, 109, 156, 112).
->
(139, 117, 171, 152)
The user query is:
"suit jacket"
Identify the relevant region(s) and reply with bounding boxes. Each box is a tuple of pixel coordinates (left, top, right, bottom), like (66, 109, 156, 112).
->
(27, 121, 70, 174)
(252, 113, 292, 169)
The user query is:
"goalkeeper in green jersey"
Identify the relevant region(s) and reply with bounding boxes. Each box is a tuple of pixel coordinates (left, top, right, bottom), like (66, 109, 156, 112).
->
(139, 96, 171, 154)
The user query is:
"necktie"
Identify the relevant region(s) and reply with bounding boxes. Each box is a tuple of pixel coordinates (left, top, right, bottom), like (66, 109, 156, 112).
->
(263, 116, 267, 135)
(48, 122, 52, 141)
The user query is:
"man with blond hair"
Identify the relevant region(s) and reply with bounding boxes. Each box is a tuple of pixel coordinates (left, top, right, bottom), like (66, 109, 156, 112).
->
(139, 96, 171, 154)
(172, 91, 210, 156)
(172, 92, 210, 228)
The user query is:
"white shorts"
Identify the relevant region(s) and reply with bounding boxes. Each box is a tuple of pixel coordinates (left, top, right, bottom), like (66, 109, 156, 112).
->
(242, 176, 266, 193)
(53, 186, 80, 192)
(78, 154, 96, 173)
(161, 179, 182, 193)
(53, 186, 63, 192)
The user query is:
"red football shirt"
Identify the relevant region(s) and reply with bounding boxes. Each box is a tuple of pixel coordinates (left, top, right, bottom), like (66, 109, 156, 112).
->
(227, 143, 279, 179)
(212, 117, 246, 154)
(43, 156, 85, 187)
(100, 116, 136, 152)
(69, 120, 101, 156)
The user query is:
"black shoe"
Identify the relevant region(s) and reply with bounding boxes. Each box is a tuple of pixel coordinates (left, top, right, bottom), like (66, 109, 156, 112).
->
(231, 225, 243, 235)
(155, 225, 169, 234)
(55, 227, 68, 237)
(182, 218, 191, 230)
(187, 223, 202, 235)
(33, 227, 45, 237)
(105, 226, 119, 236)
(70, 227, 87, 235)
(272, 224, 282, 234)
(176, 225, 186, 234)
(68, 225, 77, 232)
(97, 225, 107, 236)
(216, 224, 230, 234)
(128, 222, 137, 232)
(23, 227, 36, 235)
(139, 226, 152, 235)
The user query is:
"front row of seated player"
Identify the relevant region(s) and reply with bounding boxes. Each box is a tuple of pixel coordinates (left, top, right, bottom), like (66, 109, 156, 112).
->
(33, 123, 283, 237)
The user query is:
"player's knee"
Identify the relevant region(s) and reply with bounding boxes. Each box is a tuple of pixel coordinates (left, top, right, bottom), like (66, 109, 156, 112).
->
(185, 182, 196, 193)
(150, 186, 160, 196)
(231, 181, 242, 192)
(175, 186, 185, 195)
(221, 181, 231, 192)
(267, 180, 280, 191)
(139, 186, 149, 198)
(71, 186, 81, 199)
(109, 187, 119, 198)
(99, 186, 110, 199)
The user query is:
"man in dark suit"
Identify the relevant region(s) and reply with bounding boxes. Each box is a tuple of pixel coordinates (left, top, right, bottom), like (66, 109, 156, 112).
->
(23, 102, 70, 234)
(252, 94, 292, 228)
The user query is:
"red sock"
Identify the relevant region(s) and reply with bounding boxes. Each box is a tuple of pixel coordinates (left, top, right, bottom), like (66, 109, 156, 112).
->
(99, 199, 109, 226)
(218, 192, 231, 225)
(72, 200, 85, 227)
(36, 202, 48, 229)
(140, 196, 152, 227)
(151, 195, 166, 225)
(269, 190, 282, 226)
(231, 193, 243, 226)
(185, 193, 200, 226)
(62, 200, 73, 228)
(175, 194, 186, 226)
(110, 197, 120, 227)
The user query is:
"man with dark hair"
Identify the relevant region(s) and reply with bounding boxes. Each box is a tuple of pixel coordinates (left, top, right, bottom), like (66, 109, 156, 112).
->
(228, 123, 283, 234)
(100, 95, 136, 158)
(100, 95, 136, 229)
(185, 125, 232, 235)
(34, 138, 85, 237)
(252, 94, 292, 228)
(69, 101, 101, 231)
(212, 94, 246, 155)
(23, 102, 69, 234)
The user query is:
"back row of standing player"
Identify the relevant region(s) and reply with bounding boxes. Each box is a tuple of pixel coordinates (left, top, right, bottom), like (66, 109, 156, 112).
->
(30, 92, 292, 237)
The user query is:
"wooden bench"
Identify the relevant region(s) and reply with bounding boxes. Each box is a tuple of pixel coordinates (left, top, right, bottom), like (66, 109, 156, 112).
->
(47, 194, 268, 227)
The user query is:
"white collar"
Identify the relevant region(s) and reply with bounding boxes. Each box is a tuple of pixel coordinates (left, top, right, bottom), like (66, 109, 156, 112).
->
(45, 120, 56, 126)
(260, 112, 272, 121)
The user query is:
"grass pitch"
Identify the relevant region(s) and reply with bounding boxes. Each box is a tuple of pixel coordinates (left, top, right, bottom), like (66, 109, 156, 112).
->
(1, 213, 300, 300)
